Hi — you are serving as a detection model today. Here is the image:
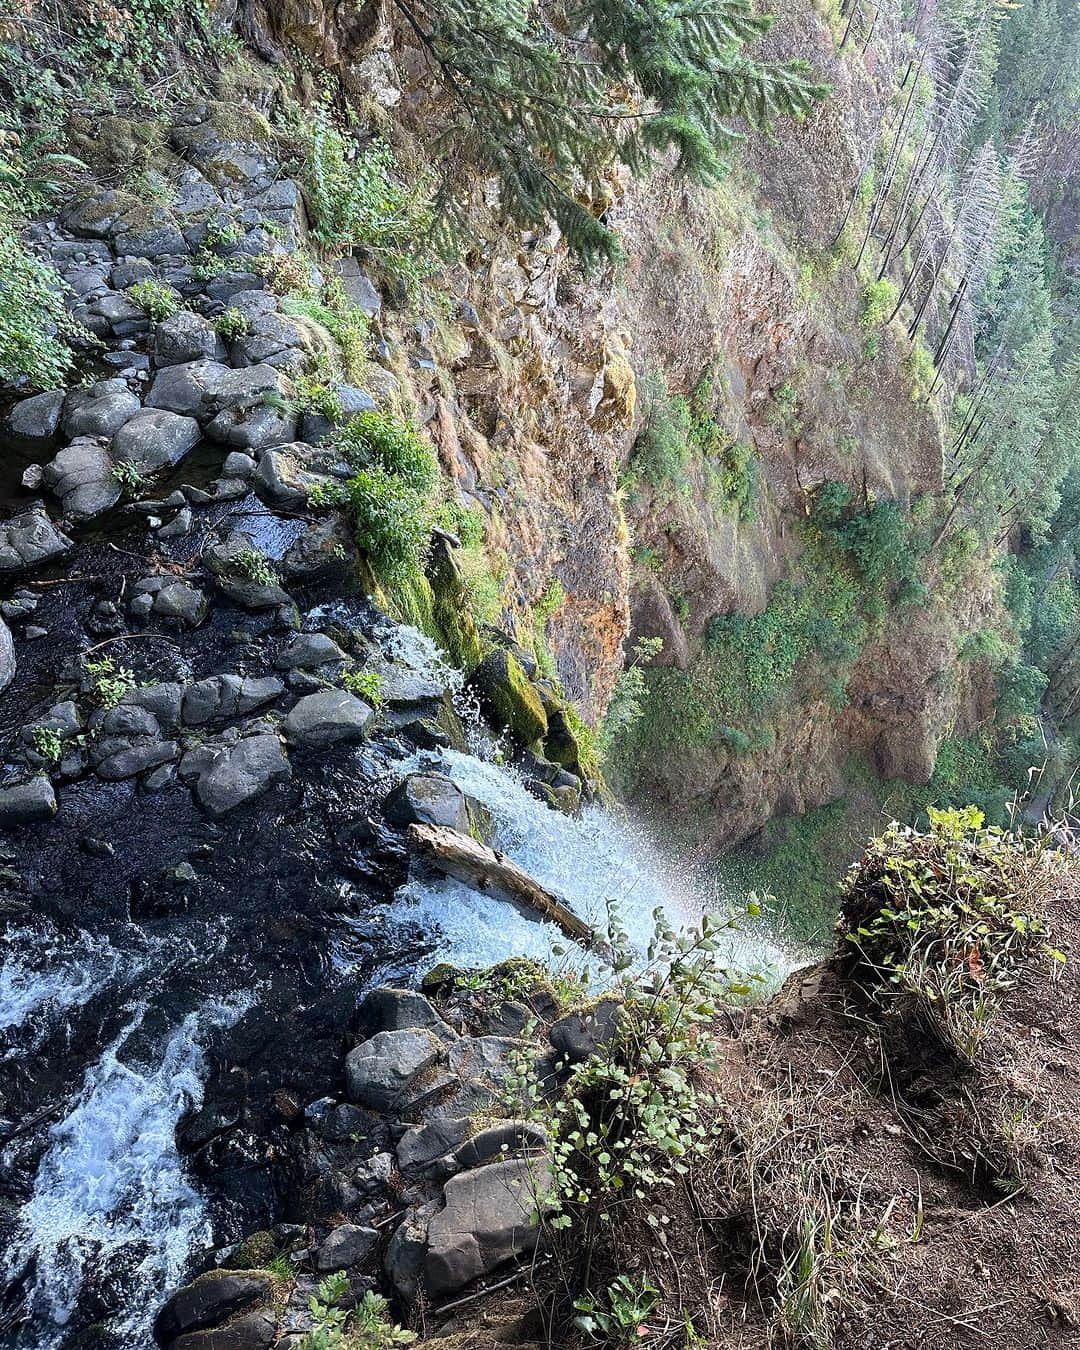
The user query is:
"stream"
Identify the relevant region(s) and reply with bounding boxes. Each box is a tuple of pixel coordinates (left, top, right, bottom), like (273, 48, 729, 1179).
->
(0, 620, 789, 1350)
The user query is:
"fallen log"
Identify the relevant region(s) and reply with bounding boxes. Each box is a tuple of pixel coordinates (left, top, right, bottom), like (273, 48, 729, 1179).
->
(405, 823, 611, 963)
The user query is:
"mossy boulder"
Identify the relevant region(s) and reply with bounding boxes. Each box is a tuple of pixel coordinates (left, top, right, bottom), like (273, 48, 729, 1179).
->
(467, 648, 548, 748)
(544, 707, 583, 770)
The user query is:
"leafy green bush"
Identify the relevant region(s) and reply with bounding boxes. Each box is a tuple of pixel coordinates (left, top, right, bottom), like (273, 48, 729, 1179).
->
(629, 383, 692, 489)
(127, 279, 180, 320)
(342, 669, 384, 705)
(344, 466, 432, 584)
(843, 806, 1059, 1058)
(860, 278, 898, 329)
(85, 656, 136, 709)
(0, 227, 76, 389)
(215, 306, 249, 341)
(296, 112, 431, 283)
(335, 410, 437, 497)
(300, 1271, 415, 1350)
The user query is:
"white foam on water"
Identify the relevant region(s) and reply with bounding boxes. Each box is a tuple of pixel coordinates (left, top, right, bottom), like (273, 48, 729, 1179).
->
(10, 993, 251, 1348)
(0, 928, 123, 1037)
(356, 745, 790, 988)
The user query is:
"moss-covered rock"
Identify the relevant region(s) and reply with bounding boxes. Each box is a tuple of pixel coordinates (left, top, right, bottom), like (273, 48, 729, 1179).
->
(388, 539, 485, 674)
(544, 707, 583, 770)
(467, 648, 548, 748)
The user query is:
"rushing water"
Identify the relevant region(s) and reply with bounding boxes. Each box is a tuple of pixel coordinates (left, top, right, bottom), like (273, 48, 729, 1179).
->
(0, 623, 788, 1349)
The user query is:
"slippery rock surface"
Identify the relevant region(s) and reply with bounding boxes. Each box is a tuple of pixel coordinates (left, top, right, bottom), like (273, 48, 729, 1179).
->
(0, 504, 74, 574)
(42, 437, 121, 520)
(0, 619, 13, 693)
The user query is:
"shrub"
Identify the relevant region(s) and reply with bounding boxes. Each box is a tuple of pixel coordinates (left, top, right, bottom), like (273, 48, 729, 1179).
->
(345, 466, 432, 584)
(234, 548, 279, 587)
(860, 278, 898, 329)
(31, 726, 63, 763)
(300, 1272, 415, 1350)
(843, 806, 1059, 1058)
(335, 410, 437, 497)
(126, 278, 180, 320)
(0, 227, 76, 389)
(84, 655, 136, 709)
(629, 385, 692, 489)
(342, 669, 384, 705)
(215, 306, 249, 341)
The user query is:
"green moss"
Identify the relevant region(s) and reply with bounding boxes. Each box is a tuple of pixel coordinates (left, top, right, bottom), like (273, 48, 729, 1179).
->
(388, 545, 486, 673)
(470, 648, 548, 747)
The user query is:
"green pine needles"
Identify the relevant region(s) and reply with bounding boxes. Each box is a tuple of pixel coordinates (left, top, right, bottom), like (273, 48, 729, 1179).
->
(396, 0, 829, 264)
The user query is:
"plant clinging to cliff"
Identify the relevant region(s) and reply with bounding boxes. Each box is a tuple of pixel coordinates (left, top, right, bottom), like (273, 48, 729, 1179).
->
(396, 0, 828, 264)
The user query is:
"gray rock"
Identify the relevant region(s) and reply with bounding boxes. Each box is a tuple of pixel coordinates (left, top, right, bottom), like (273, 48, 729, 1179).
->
(385, 1201, 439, 1302)
(169, 1310, 276, 1350)
(0, 619, 13, 694)
(397, 1118, 474, 1177)
(353, 1151, 393, 1196)
(251, 444, 331, 509)
(112, 409, 201, 474)
(23, 625, 47, 641)
(93, 739, 179, 781)
(222, 451, 256, 479)
(21, 465, 43, 491)
(145, 358, 231, 420)
(181, 675, 284, 725)
(549, 1000, 624, 1063)
(114, 208, 188, 258)
(190, 733, 291, 818)
(229, 312, 307, 367)
(155, 310, 225, 367)
(274, 633, 346, 671)
(90, 291, 150, 336)
(383, 774, 469, 832)
(284, 690, 373, 750)
(153, 1271, 271, 1344)
(63, 384, 141, 439)
(376, 666, 445, 710)
(153, 581, 209, 627)
(334, 257, 382, 318)
(448, 1036, 538, 1089)
(299, 385, 377, 445)
(424, 1158, 549, 1296)
(121, 683, 184, 729)
(0, 777, 58, 827)
(315, 1223, 379, 1273)
(454, 1120, 548, 1170)
(206, 402, 297, 451)
(158, 506, 193, 539)
(281, 517, 356, 584)
(42, 439, 121, 521)
(7, 389, 65, 444)
(345, 1029, 442, 1110)
(0, 504, 73, 572)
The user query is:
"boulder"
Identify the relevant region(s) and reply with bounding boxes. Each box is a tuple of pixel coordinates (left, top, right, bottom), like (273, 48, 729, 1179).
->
(280, 516, 357, 585)
(383, 774, 470, 833)
(396, 1118, 473, 1177)
(283, 689, 374, 750)
(112, 409, 201, 474)
(355, 987, 455, 1040)
(155, 310, 225, 367)
(121, 683, 184, 729)
(181, 675, 284, 725)
(345, 1028, 442, 1110)
(424, 1158, 549, 1296)
(0, 619, 14, 694)
(454, 1120, 549, 1170)
(315, 1223, 379, 1272)
(273, 632, 347, 670)
(385, 1201, 439, 1302)
(42, 438, 122, 520)
(544, 708, 584, 770)
(7, 388, 65, 445)
(154, 581, 210, 627)
(251, 444, 333, 509)
(153, 1271, 270, 1346)
(466, 649, 548, 747)
(62, 383, 141, 440)
(549, 1000, 624, 1063)
(0, 504, 75, 572)
(375, 666, 445, 710)
(188, 733, 292, 818)
(145, 358, 231, 420)
(171, 1311, 277, 1350)
(0, 777, 58, 827)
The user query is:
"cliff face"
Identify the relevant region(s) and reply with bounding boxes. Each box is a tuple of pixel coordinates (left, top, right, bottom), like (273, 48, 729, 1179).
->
(260, 0, 989, 845)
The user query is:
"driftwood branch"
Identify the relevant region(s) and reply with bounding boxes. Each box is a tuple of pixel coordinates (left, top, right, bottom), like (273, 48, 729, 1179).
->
(406, 823, 611, 963)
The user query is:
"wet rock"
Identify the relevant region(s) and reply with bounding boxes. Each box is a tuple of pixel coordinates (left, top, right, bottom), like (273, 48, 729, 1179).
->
(112, 408, 201, 474)
(0, 777, 58, 827)
(304, 1098, 374, 1142)
(549, 1000, 624, 1063)
(6, 388, 65, 444)
(544, 708, 583, 770)
(123, 683, 184, 729)
(42, 438, 121, 521)
(158, 506, 194, 539)
(223, 451, 256, 478)
(155, 310, 225, 366)
(274, 632, 347, 670)
(355, 987, 456, 1040)
(181, 674, 284, 725)
(400, 719, 453, 751)
(466, 648, 548, 747)
(21, 464, 43, 491)
(424, 1158, 549, 1296)
(280, 516, 357, 585)
(315, 1223, 379, 1272)
(383, 774, 469, 832)
(284, 689, 374, 750)
(376, 666, 445, 710)
(170, 1310, 277, 1350)
(188, 732, 291, 818)
(153, 1271, 271, 1345)
(345, 1028, 442, 1110)
(154, 580, 210, 627)
(0, 619, 13, 694)
(251, 443, 334, 508)
(89, 704, 180, 781)
(62, 382, 141, 439)
(204, 532, 294, 610)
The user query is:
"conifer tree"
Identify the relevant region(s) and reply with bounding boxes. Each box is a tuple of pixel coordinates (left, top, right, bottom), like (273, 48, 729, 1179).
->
(392, 0, 829, 263)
